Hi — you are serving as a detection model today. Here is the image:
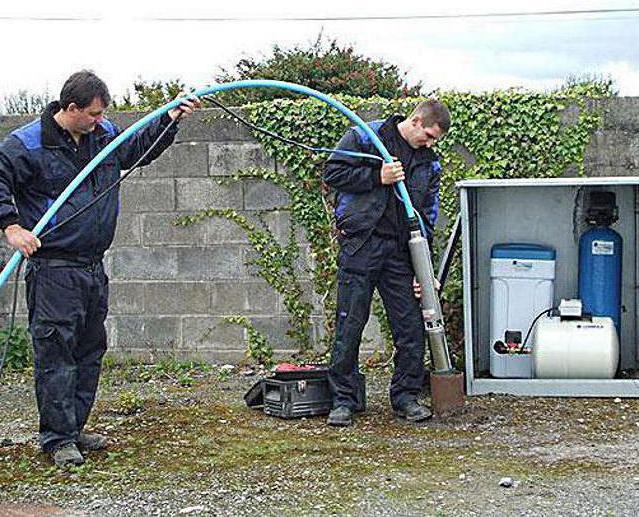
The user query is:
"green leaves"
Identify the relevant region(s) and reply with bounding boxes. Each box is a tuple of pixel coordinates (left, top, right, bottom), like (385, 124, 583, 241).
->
(0, 325, 32, 371)
(186, 82, 611, 360)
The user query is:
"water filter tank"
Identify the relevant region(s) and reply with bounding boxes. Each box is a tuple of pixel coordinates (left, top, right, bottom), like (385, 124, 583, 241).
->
(578, 226, 622, 334)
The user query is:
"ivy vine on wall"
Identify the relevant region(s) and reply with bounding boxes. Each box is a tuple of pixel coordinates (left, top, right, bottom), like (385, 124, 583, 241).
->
(180, 84, 612, 365)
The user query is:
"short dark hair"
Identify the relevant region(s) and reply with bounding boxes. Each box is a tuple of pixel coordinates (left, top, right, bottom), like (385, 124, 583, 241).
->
(59, 70, 111, 110)
(411, 100, 451, 133)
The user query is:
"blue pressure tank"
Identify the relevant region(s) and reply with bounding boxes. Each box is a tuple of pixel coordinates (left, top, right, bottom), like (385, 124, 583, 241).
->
(578, 225, 622, 335)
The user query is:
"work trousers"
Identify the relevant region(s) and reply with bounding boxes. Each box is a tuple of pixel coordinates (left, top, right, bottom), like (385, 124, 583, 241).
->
(25, 258, 108, 452)
(329, 234, 426, 410)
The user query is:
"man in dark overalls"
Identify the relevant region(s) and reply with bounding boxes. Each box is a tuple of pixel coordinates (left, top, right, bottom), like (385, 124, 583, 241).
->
(324, 100, 450, 426)
(0, 70, 199, 466)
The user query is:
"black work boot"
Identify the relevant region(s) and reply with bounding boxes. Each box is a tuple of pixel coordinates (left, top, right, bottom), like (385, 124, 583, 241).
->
(394, 401, 432, 422)
(77, 432, 108, 451)
(51, 443, 84, 468)
(327, 406, 353, 427)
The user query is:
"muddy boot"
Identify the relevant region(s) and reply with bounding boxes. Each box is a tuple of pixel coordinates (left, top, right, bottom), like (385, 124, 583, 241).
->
(77, 432, 108, 451)
(52, 443, 84, 468)
(327, 406, 353, 427)
(394, 401, 432, 422)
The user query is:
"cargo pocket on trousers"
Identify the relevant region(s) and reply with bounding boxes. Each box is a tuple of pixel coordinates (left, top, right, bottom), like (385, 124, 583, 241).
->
(31, 325, 59, 373)
(335, 270, 353, 342)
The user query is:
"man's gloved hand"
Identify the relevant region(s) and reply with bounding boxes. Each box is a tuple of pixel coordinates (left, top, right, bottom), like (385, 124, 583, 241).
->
(380, 159, 405, 185)
(4, 224, 41, 257)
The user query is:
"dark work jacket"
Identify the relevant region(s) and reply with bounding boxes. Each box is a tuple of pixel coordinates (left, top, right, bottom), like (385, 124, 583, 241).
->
(324, 114, 442, 255)
(0, 102, 178, 262)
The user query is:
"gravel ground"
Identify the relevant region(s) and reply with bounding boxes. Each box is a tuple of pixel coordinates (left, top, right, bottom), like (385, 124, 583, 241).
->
(2, 364, 639, 516)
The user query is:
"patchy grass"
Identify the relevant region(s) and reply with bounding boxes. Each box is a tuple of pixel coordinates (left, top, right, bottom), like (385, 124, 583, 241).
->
(3, 365, 639, 514)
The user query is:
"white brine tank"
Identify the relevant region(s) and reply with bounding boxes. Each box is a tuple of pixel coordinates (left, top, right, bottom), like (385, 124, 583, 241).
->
(532, 314, 619, 379)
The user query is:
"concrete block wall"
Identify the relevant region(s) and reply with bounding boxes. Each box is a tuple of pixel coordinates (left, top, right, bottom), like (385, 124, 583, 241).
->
(1, 99, 639, 361)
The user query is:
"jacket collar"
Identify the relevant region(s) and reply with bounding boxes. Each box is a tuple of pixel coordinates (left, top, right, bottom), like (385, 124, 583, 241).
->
(378, 113, 439, 163)
(41, 101, 109, 148)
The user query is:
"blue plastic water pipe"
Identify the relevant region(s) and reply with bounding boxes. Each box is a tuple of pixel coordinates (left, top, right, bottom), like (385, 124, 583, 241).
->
(0, 79, 421, 288)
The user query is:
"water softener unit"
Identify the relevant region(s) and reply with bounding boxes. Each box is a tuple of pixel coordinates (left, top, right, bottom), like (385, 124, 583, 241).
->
(578, 191, 622, 336)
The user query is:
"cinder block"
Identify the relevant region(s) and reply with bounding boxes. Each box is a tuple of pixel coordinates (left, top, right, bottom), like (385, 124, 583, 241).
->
(257, 210, 292, 246)
(144, 282, 211, 314)
(361, 314, 383, 350)
(559, 103, 581, 127)
(204, 217, 250, 244)
(113, 214, 142, 246)
(142, 213, 207, 246)
(279, 281, 322, 316)
(593, 98, 639, 131)
(176, 110, 254, 142)
(209, 143, 274, 176)
(585, 130, 639, 168)
(176, 246, 245, 280)
(171, 348, 248, 363)
(0, 115, 35, 139)
(108, 111, 144, 130)
(138, 142, 210, 178)
(243, 179, 289, 210)
(181, 316, 245, 350)
(241, 246, 310, 279)
(586, 164, 637, 177)
(112, 315, 180, 350)
(110, 247, 178, 280)
(120, 179, 175, 212)
(108, 282, 145, 315)
(210, 281, 278, 314)
(175, 178, 243, 211)
(249, 315, 296, 348)
(0, 282, 27, 315)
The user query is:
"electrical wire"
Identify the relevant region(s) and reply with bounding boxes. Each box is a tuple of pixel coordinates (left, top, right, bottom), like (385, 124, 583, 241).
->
(0, 115, 180, 378)
(203, 95, 429, 235)
(3, 8, 638, 22)
(0, 260, 23, 376)
(521, 307, 555, 351)
(0, 91, 424, 375)
(39, 117, 179, 239)
(201, 95, 383, 163)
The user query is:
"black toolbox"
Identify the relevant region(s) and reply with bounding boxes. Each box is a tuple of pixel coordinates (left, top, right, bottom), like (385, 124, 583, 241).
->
(245, 367, 365, 419)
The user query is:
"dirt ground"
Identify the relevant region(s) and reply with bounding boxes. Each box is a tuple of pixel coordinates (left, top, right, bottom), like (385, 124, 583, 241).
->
(2, 362, 639, 516)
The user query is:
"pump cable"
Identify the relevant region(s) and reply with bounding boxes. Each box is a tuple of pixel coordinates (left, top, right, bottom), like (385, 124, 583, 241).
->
(0, 114, 180, 377)
(0, 94, 426, 376)
(202, 95, 429, 236)
(201, 95, 384, 163)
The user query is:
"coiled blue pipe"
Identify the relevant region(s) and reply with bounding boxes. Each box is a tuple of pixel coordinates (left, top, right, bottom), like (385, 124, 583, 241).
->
(0, 79, 420, 288)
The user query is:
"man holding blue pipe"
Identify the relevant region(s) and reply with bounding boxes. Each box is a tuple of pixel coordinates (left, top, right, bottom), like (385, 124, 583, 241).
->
(324, 100, 450, 426)
(0, 70, 199, 467)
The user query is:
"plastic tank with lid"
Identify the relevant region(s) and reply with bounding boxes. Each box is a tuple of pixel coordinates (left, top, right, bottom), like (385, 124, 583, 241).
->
(490, 243, 556, 378)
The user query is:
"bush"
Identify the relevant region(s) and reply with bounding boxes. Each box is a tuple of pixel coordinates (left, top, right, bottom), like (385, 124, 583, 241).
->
(112, 79, 185, 111)
(213, 33, 422, 106)
(0, 325, 32, 371)
(2, 90, 52, 115)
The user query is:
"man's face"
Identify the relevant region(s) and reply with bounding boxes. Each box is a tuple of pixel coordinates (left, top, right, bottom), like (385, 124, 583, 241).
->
(66, 97, 106, 135)
(408, 117, 443, 149)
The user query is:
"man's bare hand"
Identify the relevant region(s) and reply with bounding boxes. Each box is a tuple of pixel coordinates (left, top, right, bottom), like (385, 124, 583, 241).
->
(413, 276, 441, 299)
(4, 224, 41, 257)
(380, 160, 405, 185)
(168, 94, 202, 122)
(413, 277, 422, 299)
